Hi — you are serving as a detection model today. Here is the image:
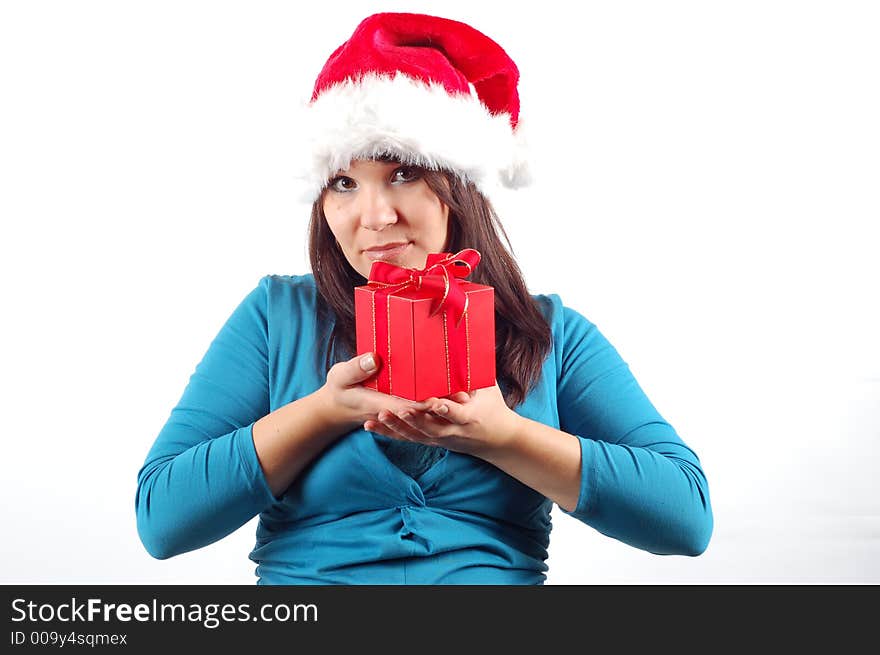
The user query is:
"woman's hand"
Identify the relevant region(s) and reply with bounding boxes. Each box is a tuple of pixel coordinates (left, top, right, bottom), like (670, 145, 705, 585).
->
(254, 351, 430, 497)
(313, 352, 428, 432)
(363, 383, 522, 459)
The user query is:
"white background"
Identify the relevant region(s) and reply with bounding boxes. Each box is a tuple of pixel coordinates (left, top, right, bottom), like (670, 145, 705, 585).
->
(1, 1, 877, 584)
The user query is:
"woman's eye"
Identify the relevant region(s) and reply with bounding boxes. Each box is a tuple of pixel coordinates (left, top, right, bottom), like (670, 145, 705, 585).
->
(330, 176, 357, 192)
(392, 167, 420, 183)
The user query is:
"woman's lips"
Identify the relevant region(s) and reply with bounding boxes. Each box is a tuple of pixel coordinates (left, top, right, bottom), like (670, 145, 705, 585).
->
(363, 242, 411, 261)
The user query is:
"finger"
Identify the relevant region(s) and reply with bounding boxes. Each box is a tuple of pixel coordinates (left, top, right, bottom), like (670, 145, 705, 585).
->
(426, 399, 470, 425)
(353, 387, 429, 424)
(418, 397, 454, 421)
(380, 409, 431, 443)
(365, 421, 410, 443)
(369, 412, 416, 442)
(447, 391, 474, 404)
(385, 409, 441, 443)
(354, 352, 381, 381)
(395, 408, 456, 441)
(418, 397, 469, 425)
(404, 399, 434, 413)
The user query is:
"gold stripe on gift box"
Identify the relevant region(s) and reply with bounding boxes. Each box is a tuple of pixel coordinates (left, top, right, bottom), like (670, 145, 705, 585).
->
(465, 310, 471, 392)
(387, 292, 393, 396)
(442, 311, 450, 395)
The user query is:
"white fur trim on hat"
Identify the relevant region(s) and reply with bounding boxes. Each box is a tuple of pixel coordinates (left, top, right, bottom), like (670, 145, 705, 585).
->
(292, 73, 530, 204)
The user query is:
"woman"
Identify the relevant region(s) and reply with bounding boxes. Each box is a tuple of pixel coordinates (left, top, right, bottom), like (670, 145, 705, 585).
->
(136, 12, 713, 584)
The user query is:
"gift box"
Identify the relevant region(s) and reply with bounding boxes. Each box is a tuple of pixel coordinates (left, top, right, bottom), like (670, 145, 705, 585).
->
(355, 249, 495, 401)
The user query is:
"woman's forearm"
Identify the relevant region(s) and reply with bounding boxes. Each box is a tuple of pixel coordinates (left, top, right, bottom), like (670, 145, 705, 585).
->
(252, 390, 355, 497)
(477, 415, 583, 512)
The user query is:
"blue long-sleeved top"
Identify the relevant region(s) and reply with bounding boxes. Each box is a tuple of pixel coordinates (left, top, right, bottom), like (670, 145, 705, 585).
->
(135, 274, 712, 584)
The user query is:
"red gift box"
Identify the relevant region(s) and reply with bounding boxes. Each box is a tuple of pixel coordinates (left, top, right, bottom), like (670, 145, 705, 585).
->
(355, 249, 495, 401)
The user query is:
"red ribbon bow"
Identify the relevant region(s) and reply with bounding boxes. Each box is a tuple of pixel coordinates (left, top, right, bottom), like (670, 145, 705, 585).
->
(367, 248, 481, 327)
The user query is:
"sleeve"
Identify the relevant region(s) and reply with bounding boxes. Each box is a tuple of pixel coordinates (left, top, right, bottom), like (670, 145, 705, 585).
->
(554, 298, 713, 556)
(135, 277, 278, 560)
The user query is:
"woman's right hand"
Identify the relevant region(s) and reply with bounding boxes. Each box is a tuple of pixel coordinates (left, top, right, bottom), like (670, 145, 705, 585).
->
(314, 352, 426, 432)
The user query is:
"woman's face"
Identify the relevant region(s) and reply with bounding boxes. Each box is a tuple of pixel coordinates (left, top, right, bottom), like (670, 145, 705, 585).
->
(322, 159, 450, 279)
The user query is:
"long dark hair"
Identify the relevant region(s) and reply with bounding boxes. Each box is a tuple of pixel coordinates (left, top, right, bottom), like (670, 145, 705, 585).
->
(308, 164, 552, 409)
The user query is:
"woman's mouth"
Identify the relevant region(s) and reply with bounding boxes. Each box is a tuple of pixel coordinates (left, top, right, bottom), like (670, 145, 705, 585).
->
(363, 241, 412, 261)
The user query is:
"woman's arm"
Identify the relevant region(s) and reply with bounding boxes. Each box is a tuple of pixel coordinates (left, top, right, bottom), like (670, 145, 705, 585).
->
(135, 279, 277, 559)
(368, 384, 583, 512)
(136, 278, 427, 559)
(366, 296, 713, 556)
(474, 412, 582, 512)
(253, 352, 423, 496)
(545, 301, 714, 556)
(475, 404, 713, 556)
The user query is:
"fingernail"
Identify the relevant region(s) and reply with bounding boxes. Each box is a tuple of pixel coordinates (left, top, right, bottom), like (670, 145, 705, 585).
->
(359, 353, 376, 371)
(437, 405, 448, 414)
(397, 411, 411, 420)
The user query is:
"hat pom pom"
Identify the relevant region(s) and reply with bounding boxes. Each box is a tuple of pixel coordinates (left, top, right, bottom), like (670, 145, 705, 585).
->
(500, 120, 532, 189)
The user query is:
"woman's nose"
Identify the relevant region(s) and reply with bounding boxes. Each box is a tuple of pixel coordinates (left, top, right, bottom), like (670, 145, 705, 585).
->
(357, 186, 398, 230)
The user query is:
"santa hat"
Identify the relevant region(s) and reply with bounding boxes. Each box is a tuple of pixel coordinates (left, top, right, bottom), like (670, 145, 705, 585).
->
(293, 12, 530, 204)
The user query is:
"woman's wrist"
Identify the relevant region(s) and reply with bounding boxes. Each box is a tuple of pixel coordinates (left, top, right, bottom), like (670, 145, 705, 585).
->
(468, 407, 525, 460)
(253, 389, 355, 497)
(309, 386, 359, 435)
(473, 413, 583, 512)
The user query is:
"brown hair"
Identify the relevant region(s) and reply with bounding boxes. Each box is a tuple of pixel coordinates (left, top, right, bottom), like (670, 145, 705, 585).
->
(308, 164, 552, 409)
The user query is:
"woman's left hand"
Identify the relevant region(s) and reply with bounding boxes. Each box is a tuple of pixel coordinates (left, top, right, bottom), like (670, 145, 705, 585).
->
(363, 383, 521, 459)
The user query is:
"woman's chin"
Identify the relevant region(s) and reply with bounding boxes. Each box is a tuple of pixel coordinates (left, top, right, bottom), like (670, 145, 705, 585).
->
(361, 245, 424, 273)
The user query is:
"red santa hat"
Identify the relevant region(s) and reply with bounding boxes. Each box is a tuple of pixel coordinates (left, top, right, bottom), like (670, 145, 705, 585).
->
(294, 12, 530, 204)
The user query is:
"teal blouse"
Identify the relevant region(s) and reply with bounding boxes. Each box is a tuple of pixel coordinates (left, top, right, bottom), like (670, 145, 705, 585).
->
(135, 274, 713, 584)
